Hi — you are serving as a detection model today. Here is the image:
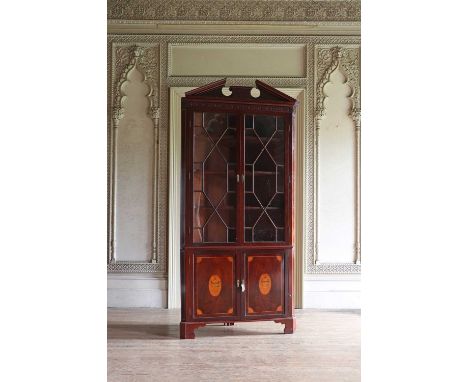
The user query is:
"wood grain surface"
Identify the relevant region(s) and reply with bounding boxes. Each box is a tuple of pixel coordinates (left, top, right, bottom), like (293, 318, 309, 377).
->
(108, 308, 360, 382)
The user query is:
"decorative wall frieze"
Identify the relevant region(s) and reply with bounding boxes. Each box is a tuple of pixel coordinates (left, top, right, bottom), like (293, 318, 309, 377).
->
(108, 0, 361, 22)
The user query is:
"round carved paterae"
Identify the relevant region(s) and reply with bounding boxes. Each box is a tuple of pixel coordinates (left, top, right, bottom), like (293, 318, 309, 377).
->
(250, 87, 260, 98)
(221, 87, 233, 96)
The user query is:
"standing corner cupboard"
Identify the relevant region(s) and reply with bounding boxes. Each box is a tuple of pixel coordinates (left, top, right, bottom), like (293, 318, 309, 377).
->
(180, 79, 297, 339)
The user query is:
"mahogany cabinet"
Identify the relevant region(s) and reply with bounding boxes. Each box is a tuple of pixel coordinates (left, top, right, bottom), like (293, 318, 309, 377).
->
(180, 79, 297, 339)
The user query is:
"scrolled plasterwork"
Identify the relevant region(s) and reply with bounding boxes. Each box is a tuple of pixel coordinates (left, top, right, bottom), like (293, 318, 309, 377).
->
(312, 44, 361, 268)
(108, 0, 361, 22)
(108, 42, 165, 274)
(108, 34, 360, 275)
(113, 45, 160, 125)
(315, 45, 360, 129)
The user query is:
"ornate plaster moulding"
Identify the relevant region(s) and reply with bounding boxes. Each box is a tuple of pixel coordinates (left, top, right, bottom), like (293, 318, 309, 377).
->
(107, 21, 361, 36)
(108, 42, 166, 274)
(108, 0, 361, 22)
(310, 263, 361, 274)
(107, 261, 167, 274)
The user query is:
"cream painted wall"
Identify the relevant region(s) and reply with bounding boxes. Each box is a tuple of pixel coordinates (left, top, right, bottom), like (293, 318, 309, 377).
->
(114, 64, 154, 262)
(169, 44, 306, 77)
(318, 67, 356, 263)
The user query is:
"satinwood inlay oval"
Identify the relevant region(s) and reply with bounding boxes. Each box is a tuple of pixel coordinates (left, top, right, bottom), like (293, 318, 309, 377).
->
(258, 273, 272, 295)
(208, 274, 222, 297)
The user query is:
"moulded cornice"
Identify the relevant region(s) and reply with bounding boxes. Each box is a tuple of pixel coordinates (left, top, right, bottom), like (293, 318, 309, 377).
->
(107, 21, 360, 36)
(108, 0, 361, 22)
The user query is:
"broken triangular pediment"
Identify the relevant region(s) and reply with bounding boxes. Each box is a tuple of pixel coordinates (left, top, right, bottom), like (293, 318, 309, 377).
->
(184, 79, 296, 104)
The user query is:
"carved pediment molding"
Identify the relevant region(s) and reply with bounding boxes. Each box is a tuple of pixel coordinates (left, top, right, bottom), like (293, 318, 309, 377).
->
(108, 0, 361, 22)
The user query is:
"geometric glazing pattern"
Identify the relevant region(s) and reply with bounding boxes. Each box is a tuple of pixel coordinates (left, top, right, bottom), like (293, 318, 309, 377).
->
(244, 114, 285, 242)
(193, 112, 237, 243)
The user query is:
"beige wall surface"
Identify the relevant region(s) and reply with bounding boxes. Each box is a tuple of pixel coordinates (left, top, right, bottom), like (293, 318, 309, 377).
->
(114, 64, 154, 262)
(318, 67, 356, 263)
(169, 44, 306, 77)
(107, 7, 361, 308)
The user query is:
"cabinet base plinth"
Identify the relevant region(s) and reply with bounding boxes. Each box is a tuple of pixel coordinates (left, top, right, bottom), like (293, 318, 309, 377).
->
(274, 317, 296, 334)
(180, 322, 206, 339)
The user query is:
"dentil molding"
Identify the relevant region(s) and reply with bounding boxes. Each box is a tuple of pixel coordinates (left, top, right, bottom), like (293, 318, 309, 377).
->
(108, 0, 360, 22)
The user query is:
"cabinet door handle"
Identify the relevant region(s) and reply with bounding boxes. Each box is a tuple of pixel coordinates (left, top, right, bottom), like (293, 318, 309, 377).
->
(237, 279, 245, 292)
(236, 174, 240, 183)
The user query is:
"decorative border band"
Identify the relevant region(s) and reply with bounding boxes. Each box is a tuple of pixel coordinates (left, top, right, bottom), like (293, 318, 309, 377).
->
(310, 263, 361, 274)
(108, 0, 360, 22)
(107, 262, 166, 273)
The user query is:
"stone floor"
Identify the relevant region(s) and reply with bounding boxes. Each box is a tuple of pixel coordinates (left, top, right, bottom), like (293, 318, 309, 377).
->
(108, 308, 360, 382)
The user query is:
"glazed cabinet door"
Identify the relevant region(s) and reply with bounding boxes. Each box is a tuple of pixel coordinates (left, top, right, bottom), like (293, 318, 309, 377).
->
(242, 250, 288, 318)
(243, 114, 288, 243)
(191, 111, 239, 244)
(191, 251, 238, 320)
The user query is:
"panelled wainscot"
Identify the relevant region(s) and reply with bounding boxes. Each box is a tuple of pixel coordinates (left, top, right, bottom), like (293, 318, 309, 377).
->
(180, 79, 297, 339)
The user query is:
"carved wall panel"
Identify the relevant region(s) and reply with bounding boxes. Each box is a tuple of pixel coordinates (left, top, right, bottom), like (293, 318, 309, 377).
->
(108, 43, 165, 273)
(318, 66, 355, 263)
(115, 62, 154, 261)
(313, 45, 361, 268)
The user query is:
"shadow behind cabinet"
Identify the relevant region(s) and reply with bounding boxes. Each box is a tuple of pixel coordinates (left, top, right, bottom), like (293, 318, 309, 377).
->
(180, 79, 297, 339)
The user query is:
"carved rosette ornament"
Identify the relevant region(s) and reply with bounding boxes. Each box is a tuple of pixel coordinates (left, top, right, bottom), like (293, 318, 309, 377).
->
(314, 45, 361, 266)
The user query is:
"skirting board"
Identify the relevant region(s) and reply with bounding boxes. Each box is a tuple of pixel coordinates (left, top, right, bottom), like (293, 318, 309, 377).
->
(303, 274, 360, 309)
(108, 274, 167, 308)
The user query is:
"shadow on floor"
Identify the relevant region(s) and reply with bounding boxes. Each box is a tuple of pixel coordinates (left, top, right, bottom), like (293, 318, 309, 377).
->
(107, 322, 287, 340)
(107, 323, 180, 340)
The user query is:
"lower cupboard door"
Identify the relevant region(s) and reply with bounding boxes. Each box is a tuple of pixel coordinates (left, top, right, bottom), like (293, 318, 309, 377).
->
(194, 254, 236, 319)
(245, 252, 285, 317)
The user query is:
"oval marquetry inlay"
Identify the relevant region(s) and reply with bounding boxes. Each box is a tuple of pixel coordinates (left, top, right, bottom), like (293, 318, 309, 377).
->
(208, 275, 222, 297)
(258, 273, 272, 295)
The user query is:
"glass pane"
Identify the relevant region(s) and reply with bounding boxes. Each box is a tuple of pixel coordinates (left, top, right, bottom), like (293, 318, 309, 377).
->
(253, 213, 276, 242)
(244, 115, 285, 242)
(193, 112, 237, 243)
